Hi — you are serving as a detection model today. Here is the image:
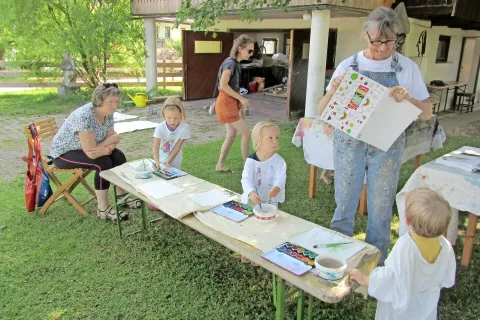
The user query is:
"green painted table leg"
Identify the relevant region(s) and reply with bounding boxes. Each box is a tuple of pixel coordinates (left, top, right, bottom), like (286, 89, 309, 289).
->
(297, 289, 304, 320)
(113, 186, 122, 238)
(307, 294, 313, 320)
(276, 276, 286, 320)
(272, 274, 277, 307)
(141, 200, 147, 230)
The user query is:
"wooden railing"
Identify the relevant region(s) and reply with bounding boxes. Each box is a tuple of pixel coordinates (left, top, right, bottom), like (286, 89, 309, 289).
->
(1, 60, 183, 88)
(131, 0, 396, 16)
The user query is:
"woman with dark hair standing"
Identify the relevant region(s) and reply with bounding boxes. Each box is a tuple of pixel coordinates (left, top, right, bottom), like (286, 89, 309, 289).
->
(215, 34, 254, 173)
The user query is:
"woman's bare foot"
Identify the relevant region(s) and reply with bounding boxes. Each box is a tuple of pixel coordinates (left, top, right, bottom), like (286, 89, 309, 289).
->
(216, 165, 234, 173)
(320, 170, 333, 185)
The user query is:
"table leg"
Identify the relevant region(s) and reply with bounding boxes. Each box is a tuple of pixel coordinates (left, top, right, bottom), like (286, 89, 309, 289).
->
(275, 276, 286, 320)
(443, 88, 449, 112)
(141, 200, 147, 230)
(272, 274, 277, 307)
(307, 294, 313, 320)
(309, 165, 317, 199)
(296, 289, 304, 320)
(461, 213, 478, 267)
(358, 184, 367, 216)
(113, 186, 123, 238)
(414, 155, 422, 169)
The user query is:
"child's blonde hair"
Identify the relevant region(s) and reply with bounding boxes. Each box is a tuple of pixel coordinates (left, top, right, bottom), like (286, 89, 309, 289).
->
(161, 97, 186, 121)
(405, 188, 451, 238)
(251, 121, 279, 151)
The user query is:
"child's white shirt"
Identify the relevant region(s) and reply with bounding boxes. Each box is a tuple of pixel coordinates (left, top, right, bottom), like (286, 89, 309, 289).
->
(153, 121, 190, 169)
(241, 153, 287, 206)
(368, 233, 456, 320)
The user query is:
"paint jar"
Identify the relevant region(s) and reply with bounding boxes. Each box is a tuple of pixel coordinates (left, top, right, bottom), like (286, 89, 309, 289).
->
(314, 254, 347, 281)
(253, 203, 277, 222)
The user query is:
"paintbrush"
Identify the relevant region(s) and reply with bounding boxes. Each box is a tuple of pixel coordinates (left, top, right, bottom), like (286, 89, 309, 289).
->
(120, 172, 132, 181)
(313, 242, 353, 249)
(255, 186, 262, 209)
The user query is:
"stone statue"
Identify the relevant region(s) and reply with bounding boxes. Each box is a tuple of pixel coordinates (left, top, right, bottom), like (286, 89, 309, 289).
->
(60, 52, 77, 87)
(58, 52, 79, 96)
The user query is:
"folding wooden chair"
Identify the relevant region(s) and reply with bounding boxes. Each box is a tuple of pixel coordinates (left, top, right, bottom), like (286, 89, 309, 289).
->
(24, 118, 96, 216)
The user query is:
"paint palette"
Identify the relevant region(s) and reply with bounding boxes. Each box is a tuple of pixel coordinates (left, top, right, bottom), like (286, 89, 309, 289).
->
(276, 242, 317, 267)
(211, 201, 254, 222)
(261, 242, 317, 276)
(152, 167, 188, 180)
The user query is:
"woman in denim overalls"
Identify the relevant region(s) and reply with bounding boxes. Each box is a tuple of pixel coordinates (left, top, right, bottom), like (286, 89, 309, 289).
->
(318, 7, 432, 264)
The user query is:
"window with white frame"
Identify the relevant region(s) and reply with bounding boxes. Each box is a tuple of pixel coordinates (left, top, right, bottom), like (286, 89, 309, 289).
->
(262, 38, 278, 55)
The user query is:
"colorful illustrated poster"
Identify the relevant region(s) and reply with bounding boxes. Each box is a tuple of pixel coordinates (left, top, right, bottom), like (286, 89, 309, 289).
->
(320, 68, 421, 151)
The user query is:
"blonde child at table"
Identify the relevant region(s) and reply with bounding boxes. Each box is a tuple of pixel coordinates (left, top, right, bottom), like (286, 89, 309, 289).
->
(241, 121, 286, 208)
(149, 97, 190, 210)
(350, 188, 456, 320)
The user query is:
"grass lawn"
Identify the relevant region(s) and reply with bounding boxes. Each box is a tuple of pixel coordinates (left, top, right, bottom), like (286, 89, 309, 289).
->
(1, 123, 479, 319)
(0, 87, 182, 117)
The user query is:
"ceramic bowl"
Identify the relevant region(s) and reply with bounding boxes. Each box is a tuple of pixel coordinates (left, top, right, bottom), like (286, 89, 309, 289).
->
(314, 253, 347, 281)
(253, 203, 277, 222)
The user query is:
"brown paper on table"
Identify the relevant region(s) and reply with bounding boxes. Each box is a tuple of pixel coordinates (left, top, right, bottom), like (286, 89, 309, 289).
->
(110, 163, 236, 219)
(194, 209, 380, 299)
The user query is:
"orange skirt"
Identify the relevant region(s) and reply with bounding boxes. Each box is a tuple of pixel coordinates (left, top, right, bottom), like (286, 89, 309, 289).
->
(215, 90, 240, 124)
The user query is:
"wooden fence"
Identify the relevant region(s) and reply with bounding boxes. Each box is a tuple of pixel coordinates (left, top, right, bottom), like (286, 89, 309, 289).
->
(0, 60, 183, 88)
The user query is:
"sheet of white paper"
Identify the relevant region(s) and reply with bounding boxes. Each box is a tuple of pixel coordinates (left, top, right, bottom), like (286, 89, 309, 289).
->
(113, 112, 139, 122)
(262, 248, 312, 275)
(114, 121, 158, 134)
(291, 228, 366, 261)
(136, 180, 183, 199)
(188, 190, 231, 207)
(211, 205, 249, 222)
(357, 94, 421, 151)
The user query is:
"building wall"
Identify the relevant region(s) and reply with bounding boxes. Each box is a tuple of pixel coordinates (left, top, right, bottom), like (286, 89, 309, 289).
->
(157, 22, 190, 41)
(217, 16, 368, 68)
(216, 14, 480, 105)
(404, 18, 480, 105)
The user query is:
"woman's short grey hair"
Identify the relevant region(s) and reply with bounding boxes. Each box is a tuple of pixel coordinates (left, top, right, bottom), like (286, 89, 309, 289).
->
(91, 83, 122, 108)
(363, 7, 399, 38)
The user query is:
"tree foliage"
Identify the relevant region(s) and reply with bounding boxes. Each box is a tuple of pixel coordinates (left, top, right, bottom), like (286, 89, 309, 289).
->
(1, 0, 145, 87)
(175, 0, 292, 31)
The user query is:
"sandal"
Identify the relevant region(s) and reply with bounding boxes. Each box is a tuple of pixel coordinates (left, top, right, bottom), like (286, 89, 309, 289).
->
(116, 194, 141, 209)
(97, 206, 129, 222)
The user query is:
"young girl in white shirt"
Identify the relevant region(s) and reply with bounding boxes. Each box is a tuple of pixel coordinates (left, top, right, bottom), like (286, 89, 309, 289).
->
(350, 188, 456, 320)
(149, 97, 190, 211)
(241, 121, 286, 207)
(152, 97, 190, 169)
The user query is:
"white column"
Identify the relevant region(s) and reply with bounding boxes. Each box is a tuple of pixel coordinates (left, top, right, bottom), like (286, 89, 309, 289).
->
(305, 10, 330, 118)
(144, 18, 157, 92)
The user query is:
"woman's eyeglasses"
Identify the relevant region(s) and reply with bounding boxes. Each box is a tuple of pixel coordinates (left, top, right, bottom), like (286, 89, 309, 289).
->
(103, 83, 118, 88)
(247, 49, 254, 54)
(366, 32, 397, 47)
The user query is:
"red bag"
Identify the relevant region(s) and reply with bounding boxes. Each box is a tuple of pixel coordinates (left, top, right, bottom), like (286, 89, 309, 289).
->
(23, 124, 43, 212)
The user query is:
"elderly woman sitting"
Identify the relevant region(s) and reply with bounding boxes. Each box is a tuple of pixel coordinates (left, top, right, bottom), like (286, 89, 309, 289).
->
(50, 83, 139, 221)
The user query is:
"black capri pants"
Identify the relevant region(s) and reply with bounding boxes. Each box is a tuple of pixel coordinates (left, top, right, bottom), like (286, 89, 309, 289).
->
(53, 149, 127, 190)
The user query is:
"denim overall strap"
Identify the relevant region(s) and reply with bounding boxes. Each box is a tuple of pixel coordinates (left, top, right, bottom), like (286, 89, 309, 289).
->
(350, 52, 402, 73)
(349, 54, 359, 72)
(331, 54, 405, 264)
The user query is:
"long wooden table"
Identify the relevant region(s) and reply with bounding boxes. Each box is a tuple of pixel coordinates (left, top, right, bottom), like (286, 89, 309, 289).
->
(100, 169, 380, 320)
